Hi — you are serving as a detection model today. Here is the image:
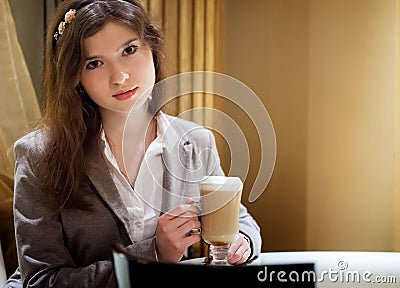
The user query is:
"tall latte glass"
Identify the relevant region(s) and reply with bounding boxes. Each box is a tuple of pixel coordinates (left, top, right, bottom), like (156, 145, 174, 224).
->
(198, 176, 243, 265)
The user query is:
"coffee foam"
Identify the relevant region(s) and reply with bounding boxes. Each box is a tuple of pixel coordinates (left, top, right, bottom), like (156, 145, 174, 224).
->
(198, 176, 243, 191)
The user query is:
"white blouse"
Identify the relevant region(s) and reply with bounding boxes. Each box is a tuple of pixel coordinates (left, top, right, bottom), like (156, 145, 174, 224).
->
(101, 113, 168, 242)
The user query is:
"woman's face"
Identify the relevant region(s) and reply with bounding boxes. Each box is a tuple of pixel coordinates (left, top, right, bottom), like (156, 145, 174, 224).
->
(80, 21, 155, 116)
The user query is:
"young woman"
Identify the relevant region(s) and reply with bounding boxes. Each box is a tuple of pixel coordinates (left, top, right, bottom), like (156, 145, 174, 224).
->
(4, 0, 262, 287)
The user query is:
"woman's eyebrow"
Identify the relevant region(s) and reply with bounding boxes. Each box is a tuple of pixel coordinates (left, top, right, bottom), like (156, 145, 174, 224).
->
(84, 38, 139, 61)
(116, 38, 138, 52)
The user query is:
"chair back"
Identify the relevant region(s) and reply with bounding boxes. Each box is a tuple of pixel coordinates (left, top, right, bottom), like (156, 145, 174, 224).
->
(0, 240, 7, 286)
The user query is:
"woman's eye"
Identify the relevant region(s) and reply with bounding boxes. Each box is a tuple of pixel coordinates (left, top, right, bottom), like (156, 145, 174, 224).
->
(86, 60, 102, 70)
(123, 45, 138, 56)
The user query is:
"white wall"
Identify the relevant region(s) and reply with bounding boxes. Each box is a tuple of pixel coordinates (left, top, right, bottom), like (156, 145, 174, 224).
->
(224, 0, 398, 252)
(306, 0, 397, 251)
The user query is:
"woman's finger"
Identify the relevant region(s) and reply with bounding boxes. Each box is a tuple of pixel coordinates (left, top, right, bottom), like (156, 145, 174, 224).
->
(162, 203, 200, 219)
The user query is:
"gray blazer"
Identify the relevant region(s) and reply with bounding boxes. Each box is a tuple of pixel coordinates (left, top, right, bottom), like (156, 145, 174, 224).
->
(4, 115, 262, 288)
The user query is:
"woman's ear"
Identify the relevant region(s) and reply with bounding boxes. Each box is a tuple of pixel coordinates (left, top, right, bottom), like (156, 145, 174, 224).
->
(77, 84, 85, 95)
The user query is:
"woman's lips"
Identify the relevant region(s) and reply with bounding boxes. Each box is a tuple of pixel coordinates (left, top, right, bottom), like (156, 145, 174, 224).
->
(113, 86, 138, 100)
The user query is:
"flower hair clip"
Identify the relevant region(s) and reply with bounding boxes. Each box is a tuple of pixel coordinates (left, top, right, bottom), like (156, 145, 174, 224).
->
(54, 9, 77, 41)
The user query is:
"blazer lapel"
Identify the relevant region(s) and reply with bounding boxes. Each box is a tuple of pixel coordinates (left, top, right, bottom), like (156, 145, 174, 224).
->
(84, 142, 135, 243)
(160, 135, 191, 212)
(159, 114, 205, 213)
(159, 115, 194, 213)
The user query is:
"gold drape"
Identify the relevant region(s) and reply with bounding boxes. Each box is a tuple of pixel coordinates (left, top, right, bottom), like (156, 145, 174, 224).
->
(0, 0, 41, 178)
(140, 0, 224, 126)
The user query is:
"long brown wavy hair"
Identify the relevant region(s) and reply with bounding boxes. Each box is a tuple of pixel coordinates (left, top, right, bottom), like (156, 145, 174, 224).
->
(38, 0, 165, 208)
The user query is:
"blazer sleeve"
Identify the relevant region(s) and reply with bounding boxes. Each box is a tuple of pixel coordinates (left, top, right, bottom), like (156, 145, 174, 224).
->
(13, 136, 117, 288)
(206, 130, 262, 261)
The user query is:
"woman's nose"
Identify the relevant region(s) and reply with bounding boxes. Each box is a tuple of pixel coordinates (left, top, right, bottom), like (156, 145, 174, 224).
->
(111, 70, 129, 85)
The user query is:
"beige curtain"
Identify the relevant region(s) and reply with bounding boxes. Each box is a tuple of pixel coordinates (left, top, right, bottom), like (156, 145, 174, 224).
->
(0, 0, 41, 178)
(139, 0, 224, 126)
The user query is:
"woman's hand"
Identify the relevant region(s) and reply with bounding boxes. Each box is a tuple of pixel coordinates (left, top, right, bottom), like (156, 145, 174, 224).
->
(155, 200, 201, 262)
(227, 233, 252, 265)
